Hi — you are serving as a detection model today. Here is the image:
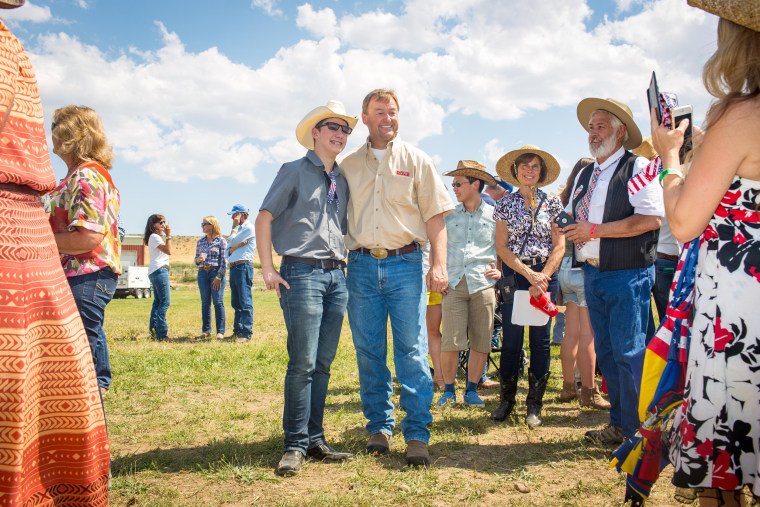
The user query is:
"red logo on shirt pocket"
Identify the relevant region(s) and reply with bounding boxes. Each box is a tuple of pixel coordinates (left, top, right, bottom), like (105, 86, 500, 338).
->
(396, 171, 410, 177)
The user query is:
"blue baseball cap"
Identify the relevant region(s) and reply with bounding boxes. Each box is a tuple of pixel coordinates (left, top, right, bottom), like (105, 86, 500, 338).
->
(227, 204, 248, 215)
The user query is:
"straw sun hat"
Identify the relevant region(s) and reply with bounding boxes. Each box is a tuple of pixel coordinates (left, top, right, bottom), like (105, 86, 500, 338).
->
(295, 100, 358, 150)
(443, 160, 497, 187)
(0, 0, 25, 8)
(576, 97, 642, 150)
(688, 0, 760, 32)
(495, 145, 560, 188)
(632, 137, 658, 161)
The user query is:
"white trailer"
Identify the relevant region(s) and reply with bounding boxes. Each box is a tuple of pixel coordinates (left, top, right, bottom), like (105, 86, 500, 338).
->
(116, 249, 152, 298)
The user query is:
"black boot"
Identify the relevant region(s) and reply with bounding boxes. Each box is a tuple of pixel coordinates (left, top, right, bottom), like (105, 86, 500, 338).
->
(490, 376, 518, 422)
(525, 370, 549, 428)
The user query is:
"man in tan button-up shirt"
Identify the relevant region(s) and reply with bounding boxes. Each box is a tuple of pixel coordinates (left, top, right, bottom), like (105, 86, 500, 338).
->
(340, 89, 454, 467)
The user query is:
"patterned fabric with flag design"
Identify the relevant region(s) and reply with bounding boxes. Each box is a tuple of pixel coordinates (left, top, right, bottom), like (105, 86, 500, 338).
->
(610, 234, 699, 506)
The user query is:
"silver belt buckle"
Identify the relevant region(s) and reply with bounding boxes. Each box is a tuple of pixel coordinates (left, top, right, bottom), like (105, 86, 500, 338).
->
(370, 248, 388, 260)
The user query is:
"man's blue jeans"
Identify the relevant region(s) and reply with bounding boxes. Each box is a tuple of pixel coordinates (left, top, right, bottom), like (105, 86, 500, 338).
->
(583, 264, 654, 438)
(149, 266, 171, 340)
(67, 268, 117, 390)
(279, 261, 348, 454)
(346, 248, 433, 444)
(197, 268, 225, 334)
(229, 262, 254, 338)
(646, 257, 677, 343)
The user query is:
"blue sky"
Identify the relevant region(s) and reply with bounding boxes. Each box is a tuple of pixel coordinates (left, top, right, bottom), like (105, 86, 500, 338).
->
(3, 0, 717, 236)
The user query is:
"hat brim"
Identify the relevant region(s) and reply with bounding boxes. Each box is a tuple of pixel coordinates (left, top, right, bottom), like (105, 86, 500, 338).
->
(442, 168, 497, 187)
(577, 98, 642, 151)
(0, 0, 24, 8)
(495, 148, 561, 188)
(295, 107, 358, 150)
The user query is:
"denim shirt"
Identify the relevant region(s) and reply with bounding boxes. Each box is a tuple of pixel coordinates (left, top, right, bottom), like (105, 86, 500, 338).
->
(445, 200, 497, 294)
(227, 220, 256, 263)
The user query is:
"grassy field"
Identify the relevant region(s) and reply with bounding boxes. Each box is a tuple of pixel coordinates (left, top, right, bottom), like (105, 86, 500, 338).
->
(103, 277, 680, 506)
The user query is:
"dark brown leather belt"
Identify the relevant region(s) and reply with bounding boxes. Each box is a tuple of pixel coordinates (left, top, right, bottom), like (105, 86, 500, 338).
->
(354, 242, 419, 260)
(230, 260, 251, 267)
(0, 182, 41, 196)
(657, 252, 678, 262)
(199, 266, 219, 271)
(282, 256, 345, 269)
(520, 256, 547, 266)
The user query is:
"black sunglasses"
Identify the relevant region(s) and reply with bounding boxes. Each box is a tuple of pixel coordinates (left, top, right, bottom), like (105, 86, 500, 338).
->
(317, 121, 352, 135)
(451, 182, 472, 188)
(201, 222, 210, 226)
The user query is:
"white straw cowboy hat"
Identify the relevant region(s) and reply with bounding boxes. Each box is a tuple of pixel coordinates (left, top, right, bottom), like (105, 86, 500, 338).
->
(443, 160, 498, 187)
(632, 137, 658, 161)
(295, 100, 358, 150)
(495, 145, 560, 188)
(688, 0, 760, 32)
(0, 0, 25, 8)
(576, 97, 642, 151)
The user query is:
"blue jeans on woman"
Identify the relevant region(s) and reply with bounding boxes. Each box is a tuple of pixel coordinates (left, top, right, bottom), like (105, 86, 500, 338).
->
(197, 268, 225, 334)
(149, 266, 171, 340)
(499, 262, 559, 381)
(279, 261, 348, 454)
(67, 268, 118, 390)
(346, 248, 433, 444)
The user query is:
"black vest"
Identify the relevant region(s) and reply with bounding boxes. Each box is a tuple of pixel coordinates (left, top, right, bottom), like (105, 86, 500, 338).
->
(571, 151, 658, 271)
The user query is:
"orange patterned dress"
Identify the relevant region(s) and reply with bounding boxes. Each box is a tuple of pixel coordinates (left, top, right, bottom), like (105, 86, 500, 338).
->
(0, 18, 110, 506)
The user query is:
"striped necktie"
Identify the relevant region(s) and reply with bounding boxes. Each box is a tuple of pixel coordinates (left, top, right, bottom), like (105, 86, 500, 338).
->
(574, 164, 603, 250)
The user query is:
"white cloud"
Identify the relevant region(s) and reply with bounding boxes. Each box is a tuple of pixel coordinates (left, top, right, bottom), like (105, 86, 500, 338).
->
(25, 0, 717, 184)
(76, 0, 89, 8)
(251, 0, 282, 17)
(483, 138, 504, 166)
(0, 1, 52, 23)
(296, 4, 337, 39)
(614, 0, 642, 13)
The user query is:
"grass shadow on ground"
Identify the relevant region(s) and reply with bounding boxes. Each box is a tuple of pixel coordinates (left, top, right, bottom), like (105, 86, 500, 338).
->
(111, 435, 285, 477)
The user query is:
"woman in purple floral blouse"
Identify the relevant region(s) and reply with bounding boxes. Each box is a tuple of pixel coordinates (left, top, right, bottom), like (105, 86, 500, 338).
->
(490, 145, 564, 428)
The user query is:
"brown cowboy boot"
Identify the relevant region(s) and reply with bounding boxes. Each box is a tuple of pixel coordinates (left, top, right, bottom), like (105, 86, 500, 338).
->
(579, 385, 611, 410)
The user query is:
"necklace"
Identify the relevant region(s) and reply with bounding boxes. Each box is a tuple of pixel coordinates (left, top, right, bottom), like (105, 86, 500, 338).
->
(527, 186, 538, 222)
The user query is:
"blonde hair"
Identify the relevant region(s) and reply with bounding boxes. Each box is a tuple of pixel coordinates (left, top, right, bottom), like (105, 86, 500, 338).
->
(51, 105, 114, 170)
(362, 89, 399, 114)
(703, 18, 760, 128)
(203, 216, 221, 238)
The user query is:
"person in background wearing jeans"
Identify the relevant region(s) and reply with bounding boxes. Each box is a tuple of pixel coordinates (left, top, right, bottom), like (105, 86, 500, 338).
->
(226, 204, 256, 343)
(48, 105, 121, 397)
(145, 214, 171, 341)
(195, 216, 227, 340)
(256, 100, 356, 476)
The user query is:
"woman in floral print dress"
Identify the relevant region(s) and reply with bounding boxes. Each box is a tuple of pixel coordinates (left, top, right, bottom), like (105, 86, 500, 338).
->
(48, 105, 121, 397)
(652, 2, 760, 505)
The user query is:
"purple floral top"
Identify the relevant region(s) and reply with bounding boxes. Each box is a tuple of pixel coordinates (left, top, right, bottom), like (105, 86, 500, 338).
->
(492, 189, 563, 259)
